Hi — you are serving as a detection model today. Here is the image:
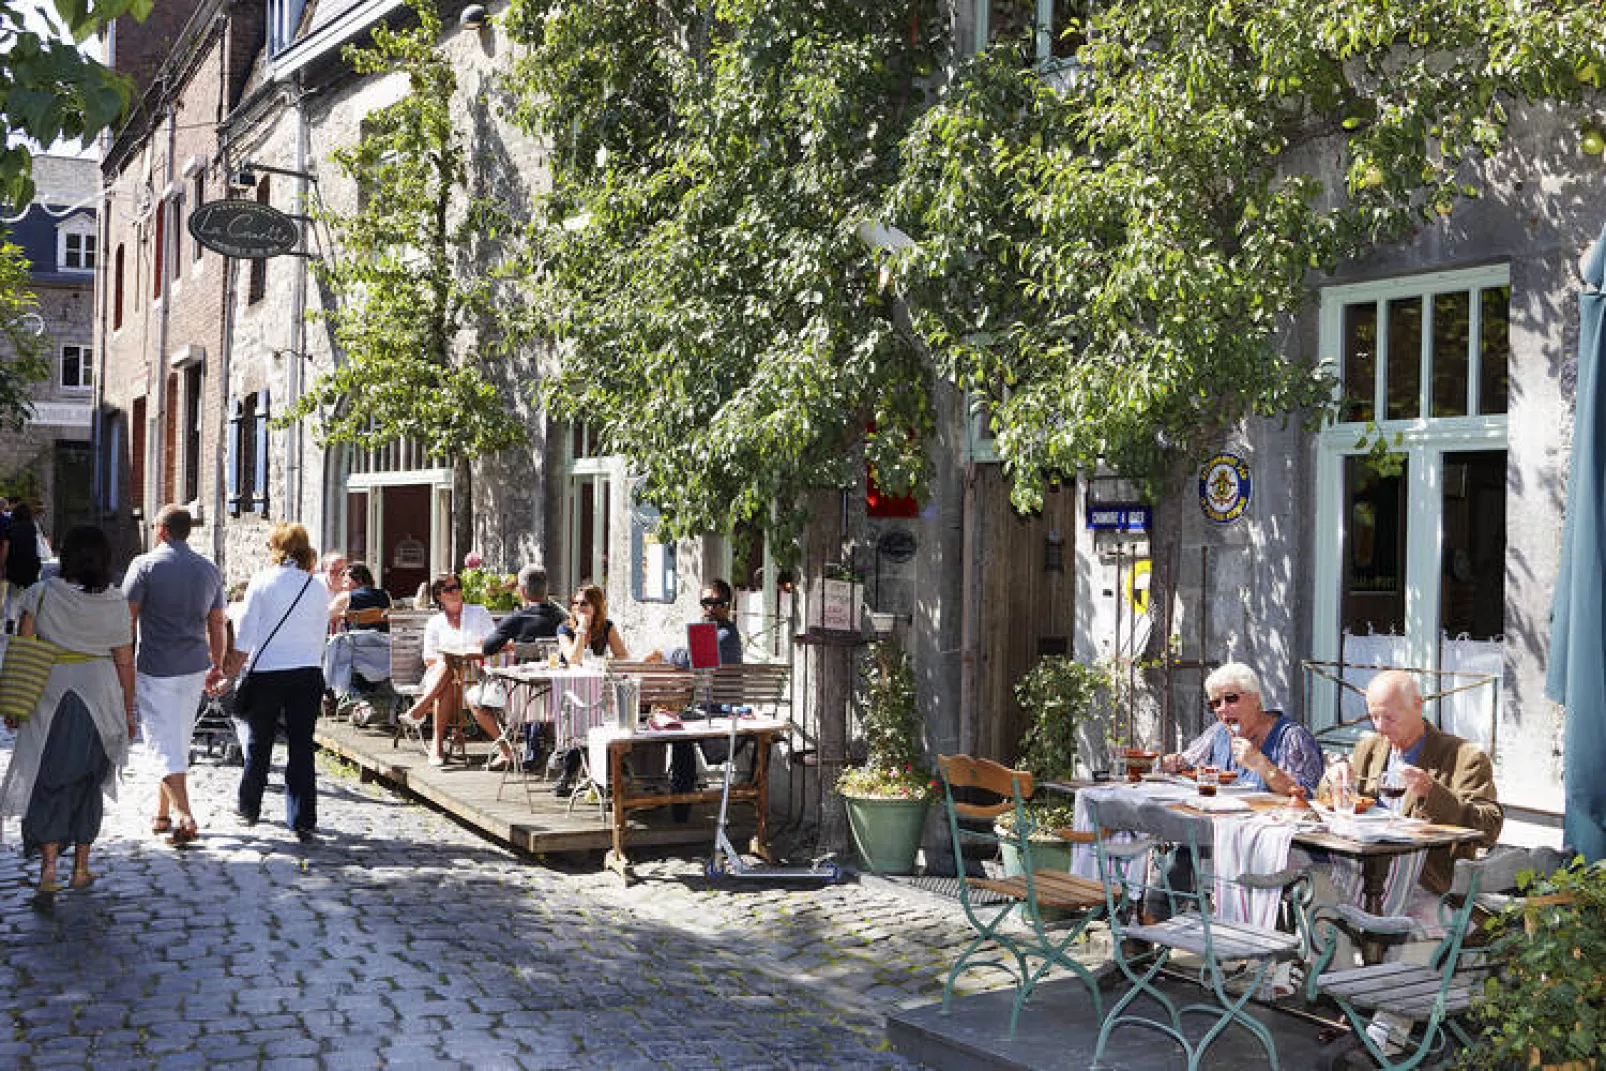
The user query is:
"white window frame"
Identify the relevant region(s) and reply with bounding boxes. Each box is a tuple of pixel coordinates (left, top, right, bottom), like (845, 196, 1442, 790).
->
(1310, 265, 1509, 726)
(58, 216, 97, 273)
(564, 423, 615, 593)
(974, 0, 1085, 69)
(59, 344, 94, 390)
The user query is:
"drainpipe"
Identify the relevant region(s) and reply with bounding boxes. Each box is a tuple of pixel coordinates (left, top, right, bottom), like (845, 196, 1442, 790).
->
(285, 86, 309, 520)
(146, 103, 178, 527)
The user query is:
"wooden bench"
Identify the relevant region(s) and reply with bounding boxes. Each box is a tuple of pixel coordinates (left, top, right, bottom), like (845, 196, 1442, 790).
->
(608, 660, 696, 712)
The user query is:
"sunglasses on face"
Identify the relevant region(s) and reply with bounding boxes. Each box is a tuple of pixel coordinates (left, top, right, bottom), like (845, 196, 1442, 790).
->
(1207, 692, 1241, 710)
(571, 598, 590, 608)
(700, 597, 729, 608)
(439, 584, 462, 594)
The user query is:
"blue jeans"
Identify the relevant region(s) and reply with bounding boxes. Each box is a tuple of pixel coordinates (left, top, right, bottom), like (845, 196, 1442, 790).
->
(237, 667, 324, 831)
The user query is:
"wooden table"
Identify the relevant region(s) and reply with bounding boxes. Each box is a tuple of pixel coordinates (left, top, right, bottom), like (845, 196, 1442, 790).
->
(433, 644, 488, 762)
(595, 717, 786, 882)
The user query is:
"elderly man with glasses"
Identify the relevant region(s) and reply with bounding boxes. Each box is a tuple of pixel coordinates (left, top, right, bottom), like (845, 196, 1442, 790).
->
(1160, 661, 1323, 796)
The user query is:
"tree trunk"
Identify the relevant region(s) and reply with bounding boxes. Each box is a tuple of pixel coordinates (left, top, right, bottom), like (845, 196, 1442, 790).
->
(800, 489, 855, 856)
(453, 456, 473, 573)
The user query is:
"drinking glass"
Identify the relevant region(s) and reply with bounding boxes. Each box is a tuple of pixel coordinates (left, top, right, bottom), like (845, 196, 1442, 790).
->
(1331, 778, 1356, 817)
(1378, 768, 1407, 811)
(1196, 765, 1220, 798)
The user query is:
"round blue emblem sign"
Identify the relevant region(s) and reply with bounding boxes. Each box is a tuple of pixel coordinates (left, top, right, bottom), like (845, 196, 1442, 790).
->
(1199, 453, 1251, 524)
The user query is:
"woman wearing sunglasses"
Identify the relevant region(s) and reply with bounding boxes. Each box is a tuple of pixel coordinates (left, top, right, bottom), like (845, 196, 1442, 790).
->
(399, 572, 496, 766)
(1160, 662, 1323, 796)
(556, 583, 631, 665)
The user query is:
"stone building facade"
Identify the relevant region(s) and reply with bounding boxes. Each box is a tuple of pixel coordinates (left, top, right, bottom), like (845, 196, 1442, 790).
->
(1, 155, 101, 539)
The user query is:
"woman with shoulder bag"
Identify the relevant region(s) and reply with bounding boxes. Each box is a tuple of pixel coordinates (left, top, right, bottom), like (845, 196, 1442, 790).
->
(231, 523, 330, 841)
(0, 525, 135, 895)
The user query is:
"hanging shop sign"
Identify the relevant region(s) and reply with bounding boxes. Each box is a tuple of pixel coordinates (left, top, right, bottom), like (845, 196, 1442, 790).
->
(1199, 452, 1252, 524)
(187, 198, 300, 259)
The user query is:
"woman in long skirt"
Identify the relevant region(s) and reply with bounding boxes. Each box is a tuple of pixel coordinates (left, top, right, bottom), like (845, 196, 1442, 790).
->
(0, 525, 135, 894)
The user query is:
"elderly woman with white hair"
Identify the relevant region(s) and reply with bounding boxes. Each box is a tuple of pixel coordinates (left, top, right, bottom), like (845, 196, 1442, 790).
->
(1160, 661, 1324, 795)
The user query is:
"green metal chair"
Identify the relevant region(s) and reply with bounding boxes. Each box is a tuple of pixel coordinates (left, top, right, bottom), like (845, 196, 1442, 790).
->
(1305, 844, 1569, 1071)
(1088, 799, 1314, 1071)
(937, 754, 1108, 1037)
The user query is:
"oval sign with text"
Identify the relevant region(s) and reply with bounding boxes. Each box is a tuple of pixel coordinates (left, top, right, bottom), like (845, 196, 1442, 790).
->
(187, 198, 300, 259)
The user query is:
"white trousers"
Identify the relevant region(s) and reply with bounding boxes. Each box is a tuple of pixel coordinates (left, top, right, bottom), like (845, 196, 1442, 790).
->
(135, 669, 210, 776)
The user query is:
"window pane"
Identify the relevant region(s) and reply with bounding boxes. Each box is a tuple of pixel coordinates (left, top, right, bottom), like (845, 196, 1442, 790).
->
(1479, 286, 1509, 414)
(1431, 291, 1470, 417)
(1440, 450, 1505, 641)
(1342, 455, 1407, 637)
(988, 0, 1034, 43)
(1385, 297, 1421, 420)
(1342, 302, 1376, 422)
(1049, 0, 1085, 59)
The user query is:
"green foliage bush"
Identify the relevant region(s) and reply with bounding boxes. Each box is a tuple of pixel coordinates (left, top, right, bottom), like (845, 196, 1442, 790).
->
(835, 639, 933, 800)
(1014, 656, 1114, 782)
(1467, 855, 1606, 1067)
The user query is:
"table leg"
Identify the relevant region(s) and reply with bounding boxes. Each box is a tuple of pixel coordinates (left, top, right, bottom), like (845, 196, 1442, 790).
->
(608, 741, 631, 875)
(1359, 856, 1390, 963)
(749, 731, 774, 863)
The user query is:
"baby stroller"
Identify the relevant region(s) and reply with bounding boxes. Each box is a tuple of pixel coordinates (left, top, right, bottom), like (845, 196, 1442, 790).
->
(191, 682, 246, 766)
(323, 628, 396, 730)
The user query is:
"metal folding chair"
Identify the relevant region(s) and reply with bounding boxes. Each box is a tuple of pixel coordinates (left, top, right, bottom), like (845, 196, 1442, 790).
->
(937, 755, 1108, 1037)
(1088, 799, 1314, 1071)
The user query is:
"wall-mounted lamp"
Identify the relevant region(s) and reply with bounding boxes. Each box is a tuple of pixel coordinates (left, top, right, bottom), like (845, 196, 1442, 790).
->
(459, 4, 488, 30)
(230, 167, 258, 190)
(229, 161, 318, 190)
(1044, 529, 1065, 573)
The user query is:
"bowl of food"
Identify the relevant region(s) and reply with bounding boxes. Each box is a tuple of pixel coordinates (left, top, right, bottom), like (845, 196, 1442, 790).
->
(1122, 748, 1159, 781)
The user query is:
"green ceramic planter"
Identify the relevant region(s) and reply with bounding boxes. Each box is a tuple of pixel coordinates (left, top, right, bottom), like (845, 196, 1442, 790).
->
(844, 795, 931, 875)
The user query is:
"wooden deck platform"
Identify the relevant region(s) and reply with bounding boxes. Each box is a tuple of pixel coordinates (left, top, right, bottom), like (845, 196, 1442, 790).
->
(314, 717, 722, 859)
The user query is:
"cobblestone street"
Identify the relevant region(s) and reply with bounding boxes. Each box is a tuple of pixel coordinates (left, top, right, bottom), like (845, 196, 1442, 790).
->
(0, 736, 1044, 1069)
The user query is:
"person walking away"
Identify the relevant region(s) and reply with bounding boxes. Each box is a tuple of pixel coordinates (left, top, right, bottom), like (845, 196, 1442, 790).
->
(4, 502, 43, 591)
(0, 526, 136, 894)
(232, 523, 330, 840)
(122, 505, 227, 846)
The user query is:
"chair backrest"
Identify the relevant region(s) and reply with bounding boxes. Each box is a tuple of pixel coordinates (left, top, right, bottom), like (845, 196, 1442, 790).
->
(706, 662, 790, 713)
(513, 639, 556, 663)
(344, 606, 389, 629)
(939, 754, 1034, 822)
(1449, 844, 1571, 900)
(387, 612, 429, 689)
(611, 660, 696, 711)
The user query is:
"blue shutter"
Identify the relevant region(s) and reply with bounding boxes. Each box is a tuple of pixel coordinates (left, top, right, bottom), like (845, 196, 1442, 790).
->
(252, 389, 270, 515)
(226, 399, 243, 516)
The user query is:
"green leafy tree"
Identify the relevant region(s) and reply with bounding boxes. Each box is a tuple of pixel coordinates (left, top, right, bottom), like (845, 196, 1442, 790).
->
(0, 239, 47, 430)
(889, 0, 1606, 512)
(0, 0, 148, 206)
(502, 0, 947, 550)
(2, 0, 148, 420)
(287, 0, 526, 556)
(503, 0, 1603, 554)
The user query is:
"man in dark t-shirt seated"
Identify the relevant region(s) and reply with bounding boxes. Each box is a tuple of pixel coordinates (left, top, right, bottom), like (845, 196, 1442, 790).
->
(481, 565, 566, 656)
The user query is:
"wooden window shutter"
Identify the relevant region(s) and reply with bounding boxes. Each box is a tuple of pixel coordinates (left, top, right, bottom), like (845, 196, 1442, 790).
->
(227, 398, 243, 516)
(252, 390, 271, 515)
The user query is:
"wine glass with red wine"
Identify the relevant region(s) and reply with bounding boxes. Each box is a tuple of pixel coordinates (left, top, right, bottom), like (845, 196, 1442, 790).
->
(1378, 767, 1407, 811)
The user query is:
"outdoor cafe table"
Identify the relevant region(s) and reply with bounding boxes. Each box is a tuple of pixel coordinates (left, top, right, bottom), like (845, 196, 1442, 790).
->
(588, 716, 787, 883)
(1061, 778, 1485, 918)
(487, 662, 608, 735)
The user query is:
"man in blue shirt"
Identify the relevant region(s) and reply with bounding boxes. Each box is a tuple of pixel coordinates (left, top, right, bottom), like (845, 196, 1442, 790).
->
(123, 506, 227, 845)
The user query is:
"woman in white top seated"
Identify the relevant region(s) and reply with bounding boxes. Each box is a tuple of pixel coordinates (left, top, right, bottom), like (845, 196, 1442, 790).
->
(400, 572, 494, 766)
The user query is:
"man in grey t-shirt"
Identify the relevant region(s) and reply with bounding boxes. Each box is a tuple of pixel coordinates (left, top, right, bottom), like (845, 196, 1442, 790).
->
(123, 505, 227, 846)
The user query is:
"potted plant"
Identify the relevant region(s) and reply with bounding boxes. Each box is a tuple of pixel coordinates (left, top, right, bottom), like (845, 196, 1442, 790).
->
(835, 638, 934, 875)
(996, 656, 1114, 882)
(459, 556, 520, 612)
(1468, 855, 1606, 1071)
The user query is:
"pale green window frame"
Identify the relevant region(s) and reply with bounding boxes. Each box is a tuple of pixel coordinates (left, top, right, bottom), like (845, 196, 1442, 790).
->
(1309, 264, 1510, 728)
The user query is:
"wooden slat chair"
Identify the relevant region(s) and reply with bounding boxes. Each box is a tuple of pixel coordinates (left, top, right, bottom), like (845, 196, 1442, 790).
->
(705, 663, 790, 714)
(937, 754, 1108, 1038)
(1305, 844, 1570, 1071)
(1087, 798, 1314, 1071)
(341, 606, 390, 630)
(385, 612, 429, 750)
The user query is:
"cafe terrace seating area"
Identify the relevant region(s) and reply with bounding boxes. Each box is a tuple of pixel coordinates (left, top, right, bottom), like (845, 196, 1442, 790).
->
(895, 754, 1569, 1071)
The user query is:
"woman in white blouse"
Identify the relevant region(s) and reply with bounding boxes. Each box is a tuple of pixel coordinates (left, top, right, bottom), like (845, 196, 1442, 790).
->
(399, 572, 494, 766)
(233, 522, 331, 840)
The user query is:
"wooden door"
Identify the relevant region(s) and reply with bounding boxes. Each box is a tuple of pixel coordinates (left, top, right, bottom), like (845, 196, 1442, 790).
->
(379, 484, 433, 600)
(971, 469, 1078, 762)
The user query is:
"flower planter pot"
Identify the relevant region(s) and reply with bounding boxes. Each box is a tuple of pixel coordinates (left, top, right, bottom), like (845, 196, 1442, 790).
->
(844, 795, 930, 875)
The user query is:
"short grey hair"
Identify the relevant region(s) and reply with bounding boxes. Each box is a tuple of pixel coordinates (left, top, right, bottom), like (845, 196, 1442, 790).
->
(518, 565, 549, 600)
(1204, 661, 1261, 698)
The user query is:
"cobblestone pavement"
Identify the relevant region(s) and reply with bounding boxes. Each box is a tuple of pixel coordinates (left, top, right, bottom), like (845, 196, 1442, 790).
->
(0, 734, 1105, 1069)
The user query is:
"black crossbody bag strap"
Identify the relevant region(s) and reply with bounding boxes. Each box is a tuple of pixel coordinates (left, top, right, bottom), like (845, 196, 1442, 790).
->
(241, 571, 315, 677)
